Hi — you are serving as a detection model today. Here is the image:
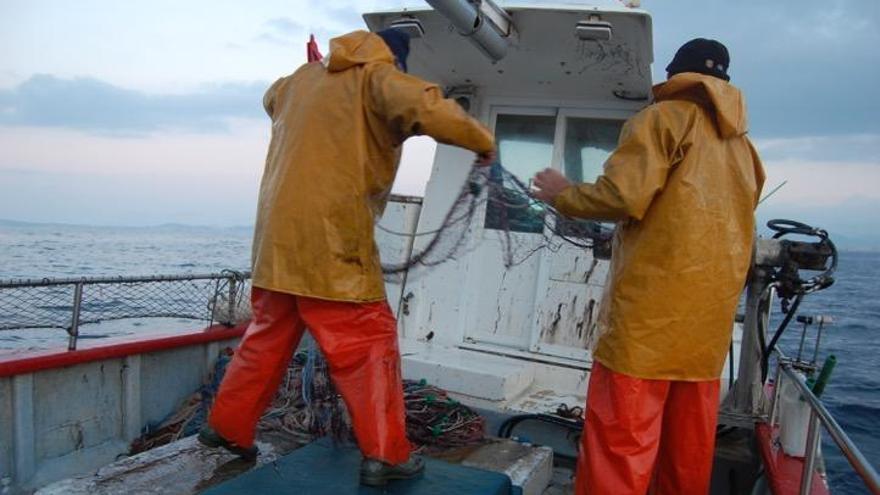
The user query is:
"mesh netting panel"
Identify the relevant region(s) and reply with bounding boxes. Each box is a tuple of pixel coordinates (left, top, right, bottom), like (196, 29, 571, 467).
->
(0, 284, 76, 331)
(0, 273, 251, 331)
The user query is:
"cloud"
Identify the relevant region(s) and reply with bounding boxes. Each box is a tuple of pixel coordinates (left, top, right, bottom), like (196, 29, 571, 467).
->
(761, 159, 880, 207)
(0, 120, 270, 175)
(0, 74, 269, 134)
(753, 133, 879, 210)
(0, 125, 429, 227)
(650, 0, 880, 138)
(754, 134, 880, 164)
(0, 167, 260, 227)
(757, 197, 880, 251)
(255, 2, 370, 48)
(731, 130, 880, 247)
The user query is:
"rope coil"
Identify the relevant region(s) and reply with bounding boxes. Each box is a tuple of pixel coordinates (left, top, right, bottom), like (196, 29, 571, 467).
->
(130, 350, 486, 455)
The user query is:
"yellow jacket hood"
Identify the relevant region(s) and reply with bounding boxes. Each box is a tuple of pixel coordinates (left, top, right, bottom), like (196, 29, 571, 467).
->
(653, 72, 748, 139)
(325, 30, 395, 72)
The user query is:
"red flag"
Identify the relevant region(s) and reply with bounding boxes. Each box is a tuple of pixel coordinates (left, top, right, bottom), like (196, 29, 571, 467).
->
(307, 34, 323, 62)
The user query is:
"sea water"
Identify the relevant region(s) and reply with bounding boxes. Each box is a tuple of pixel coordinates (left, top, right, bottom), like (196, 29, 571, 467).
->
(0, 221, 877, 493)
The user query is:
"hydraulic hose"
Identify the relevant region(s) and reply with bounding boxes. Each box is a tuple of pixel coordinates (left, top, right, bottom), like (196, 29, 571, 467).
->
(761, 293, 804, 382)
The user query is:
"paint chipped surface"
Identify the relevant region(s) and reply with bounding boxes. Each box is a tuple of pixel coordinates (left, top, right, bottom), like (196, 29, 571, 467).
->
(535, 282, 603, 349)
(507, 388, 587, 417)
(36, 435, 298, 495)
(469, 242, 542, 347)
(549, 249, 607, 286)
(462, 440, 554, 495)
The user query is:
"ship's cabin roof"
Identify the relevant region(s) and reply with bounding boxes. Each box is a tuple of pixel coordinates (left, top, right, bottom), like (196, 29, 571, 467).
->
(363, 2, 654, 100)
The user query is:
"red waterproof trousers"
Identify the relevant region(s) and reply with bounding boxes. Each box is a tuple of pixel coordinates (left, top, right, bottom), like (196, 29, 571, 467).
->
(208, 287, 412, 464)
(576, 362, 720, 495)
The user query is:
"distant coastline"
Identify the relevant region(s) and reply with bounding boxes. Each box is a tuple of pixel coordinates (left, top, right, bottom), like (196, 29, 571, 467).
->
(0, 218, 254, 234)
(2, 217, 878, 252)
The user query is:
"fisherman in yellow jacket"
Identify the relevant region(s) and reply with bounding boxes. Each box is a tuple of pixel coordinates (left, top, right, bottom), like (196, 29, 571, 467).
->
(532, 39, 765, 495)
(199, 29, 495, 486)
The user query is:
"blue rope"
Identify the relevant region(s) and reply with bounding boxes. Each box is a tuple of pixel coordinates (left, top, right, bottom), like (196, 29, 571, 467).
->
(142, 351, 230, 437)
(302, 336, 317, 408)
(188, 352, 231, 436)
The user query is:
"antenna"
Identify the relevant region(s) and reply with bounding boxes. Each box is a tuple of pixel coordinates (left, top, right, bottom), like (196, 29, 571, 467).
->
(758, 180, 788, 205)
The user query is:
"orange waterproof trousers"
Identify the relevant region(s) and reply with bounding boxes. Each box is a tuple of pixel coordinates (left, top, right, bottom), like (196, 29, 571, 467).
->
(576, 361, 720, 495)
(208, 287, 412, 464)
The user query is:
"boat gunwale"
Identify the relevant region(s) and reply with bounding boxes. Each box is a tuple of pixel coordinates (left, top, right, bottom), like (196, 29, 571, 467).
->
(0, 323, 247, 378)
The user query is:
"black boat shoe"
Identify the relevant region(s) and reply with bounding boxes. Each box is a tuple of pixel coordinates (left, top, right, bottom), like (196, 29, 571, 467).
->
(360, 455, 426, 486)
(197, 425, 259, 461)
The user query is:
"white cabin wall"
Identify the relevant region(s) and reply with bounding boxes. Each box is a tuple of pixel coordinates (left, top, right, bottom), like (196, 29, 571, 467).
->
(375, 200, 422, 322)
(396, 143, 479, 346)
(396, 87, 644, 355)
(461, 243, 543, 347)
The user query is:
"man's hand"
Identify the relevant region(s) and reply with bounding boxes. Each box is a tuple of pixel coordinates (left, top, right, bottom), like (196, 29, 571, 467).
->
(532, 168, 573, 203)
(474, 150, 497, 167)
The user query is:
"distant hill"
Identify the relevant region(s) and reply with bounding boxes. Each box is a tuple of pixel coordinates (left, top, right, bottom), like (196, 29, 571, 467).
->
(757, 198, 880, 252)
(0, 218, 254, 233)
(4, 206, 877, 253)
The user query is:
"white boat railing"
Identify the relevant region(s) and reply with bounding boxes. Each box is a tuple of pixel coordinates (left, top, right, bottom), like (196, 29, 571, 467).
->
(0, 271, 251, 350)
(769, 351, 880, 495)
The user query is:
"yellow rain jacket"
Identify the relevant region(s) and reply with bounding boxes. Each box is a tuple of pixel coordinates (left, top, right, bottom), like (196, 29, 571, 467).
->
(554, 73, 766, 380)
(252, 31, 495, 302)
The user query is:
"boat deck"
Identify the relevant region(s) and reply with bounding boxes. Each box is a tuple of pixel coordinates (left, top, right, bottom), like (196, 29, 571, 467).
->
(203, 438, 513, 495)
(34, 418, 764, 495)
(36, 431, 556, 495)
(34, 434, 298, 495)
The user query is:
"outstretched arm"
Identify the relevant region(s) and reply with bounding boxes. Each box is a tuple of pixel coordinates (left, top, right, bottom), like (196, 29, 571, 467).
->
(367, 65, 496, 160)
(533, 104, 690, 222)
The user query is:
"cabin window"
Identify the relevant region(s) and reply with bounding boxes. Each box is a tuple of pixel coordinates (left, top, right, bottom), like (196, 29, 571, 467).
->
(485, 114, 556, 234)
(556, 117, 624, 239)
(563, 117, 623, 183)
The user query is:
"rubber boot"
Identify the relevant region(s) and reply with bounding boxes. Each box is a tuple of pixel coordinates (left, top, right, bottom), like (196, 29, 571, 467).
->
(197, 425, 259, 461)
(360, 456, 426, 486)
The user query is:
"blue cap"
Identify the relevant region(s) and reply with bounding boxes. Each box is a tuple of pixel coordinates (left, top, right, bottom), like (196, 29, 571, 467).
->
(377, 28, 411, 72)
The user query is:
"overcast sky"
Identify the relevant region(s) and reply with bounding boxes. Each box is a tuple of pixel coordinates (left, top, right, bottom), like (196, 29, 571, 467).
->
(1, 0, 878, 246)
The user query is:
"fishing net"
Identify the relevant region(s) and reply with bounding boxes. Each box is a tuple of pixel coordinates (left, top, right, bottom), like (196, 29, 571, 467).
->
(404, 379, 485, 453)
(380, 163, 613, 275)
(131, 347, 485, 455)
(259, 343, 353, 445)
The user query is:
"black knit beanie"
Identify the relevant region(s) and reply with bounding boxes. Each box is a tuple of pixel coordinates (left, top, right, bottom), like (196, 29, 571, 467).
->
(666, 38, 731, 81)
(377, 28, 411, 72)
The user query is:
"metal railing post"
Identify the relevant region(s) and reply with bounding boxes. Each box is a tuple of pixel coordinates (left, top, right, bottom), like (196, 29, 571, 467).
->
(227, 276, 237, 326)
(769, 359, 784, 427)
(800, 410, 821, 494)
(727, 270, 771, 416)
(778, 358, 880, 494)
(68, 282, 84, 351)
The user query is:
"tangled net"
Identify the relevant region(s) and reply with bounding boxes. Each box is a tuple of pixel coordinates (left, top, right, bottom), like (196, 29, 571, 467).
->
(380, 163, 612, 275)
(259, 346, 352, 444)
(130, 346, 485, 455)
(404, 379, 485, 453)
